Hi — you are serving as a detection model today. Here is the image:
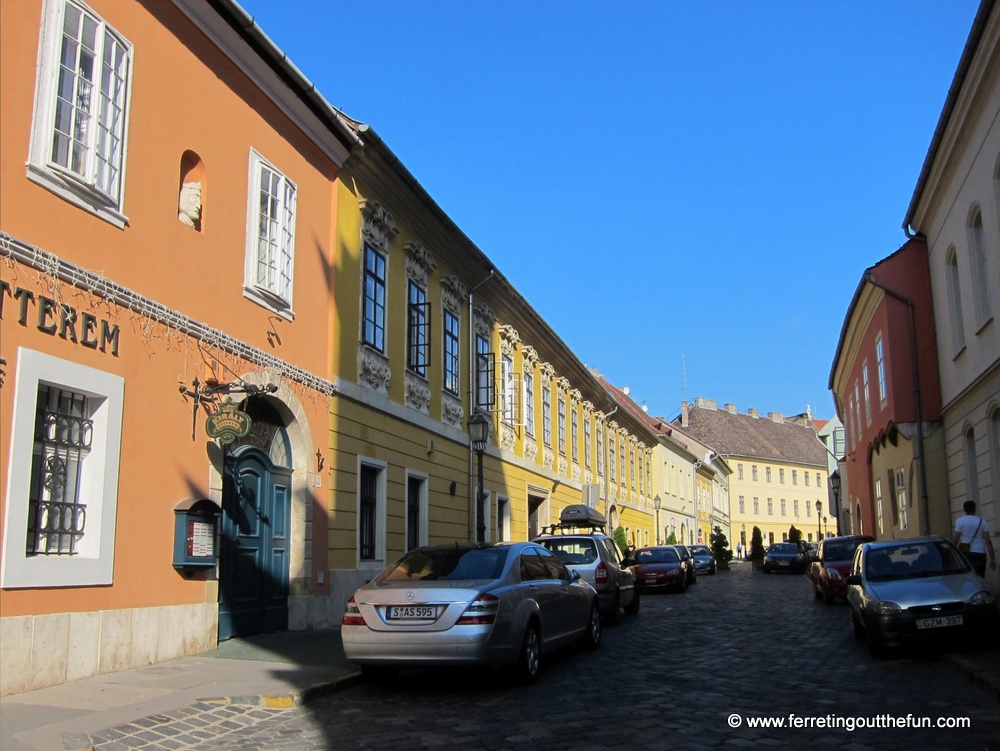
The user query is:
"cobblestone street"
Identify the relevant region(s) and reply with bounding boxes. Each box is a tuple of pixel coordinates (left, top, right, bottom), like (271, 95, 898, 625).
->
(97, 561, 998, 751)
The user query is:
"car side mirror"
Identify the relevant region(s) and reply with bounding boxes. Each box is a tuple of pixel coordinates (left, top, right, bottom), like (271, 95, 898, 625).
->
(846, 574, 862, 585)
(571, 570, 582, 582)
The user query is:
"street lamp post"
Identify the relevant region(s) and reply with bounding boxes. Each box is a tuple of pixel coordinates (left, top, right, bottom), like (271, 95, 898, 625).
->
(741, 523, 746, 557)
(823, 516, 828, 538)
(468, 412, 491, 543)
(815, 499, 823, 542)
(654, 495, 662, 545)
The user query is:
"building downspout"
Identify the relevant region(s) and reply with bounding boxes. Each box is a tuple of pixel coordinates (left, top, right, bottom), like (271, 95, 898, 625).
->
(864, 273, 931, 535)
(467, 269, 494, 541)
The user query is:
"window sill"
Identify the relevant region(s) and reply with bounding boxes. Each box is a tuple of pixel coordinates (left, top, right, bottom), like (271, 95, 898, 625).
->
(243, 286, 295, 320)
(27, 163, 128, 229)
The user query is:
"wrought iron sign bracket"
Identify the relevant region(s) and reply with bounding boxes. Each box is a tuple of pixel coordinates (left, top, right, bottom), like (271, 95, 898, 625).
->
(179, 376, 278, 441)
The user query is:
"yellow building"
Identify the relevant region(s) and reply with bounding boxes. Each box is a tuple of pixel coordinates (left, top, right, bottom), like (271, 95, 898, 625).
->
(675, 399, 829, 550)
(324, 117, 661, 612)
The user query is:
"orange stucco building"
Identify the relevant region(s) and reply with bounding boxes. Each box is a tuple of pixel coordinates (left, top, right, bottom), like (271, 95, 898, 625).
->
(0, 0, 356, 694)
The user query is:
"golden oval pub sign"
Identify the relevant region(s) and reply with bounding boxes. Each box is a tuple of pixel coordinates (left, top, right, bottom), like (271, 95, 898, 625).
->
(205, 398, 252, 445)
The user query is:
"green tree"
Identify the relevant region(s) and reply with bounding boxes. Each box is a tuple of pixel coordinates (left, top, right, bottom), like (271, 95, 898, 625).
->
(750, 526, 766, 561)
(788, 525, 802, 544)
(664, 531, 677, 545)
(613, 525, 629, 554)
(710, 525, 733, 563)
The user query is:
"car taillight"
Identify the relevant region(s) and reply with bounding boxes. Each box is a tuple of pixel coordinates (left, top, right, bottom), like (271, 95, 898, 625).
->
(595, 562, 608, 584)
(457, 593, 499, 625)
(341, 595, 366, 626)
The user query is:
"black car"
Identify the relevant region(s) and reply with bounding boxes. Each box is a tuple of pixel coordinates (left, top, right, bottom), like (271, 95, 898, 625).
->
(673, 544, 697, 585)
(629, 546, 689, 593)
(688, 544, 717, 575)
(763, 542, 807, 573)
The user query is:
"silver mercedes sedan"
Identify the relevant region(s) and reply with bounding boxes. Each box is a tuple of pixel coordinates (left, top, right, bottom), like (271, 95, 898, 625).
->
(341, 541, 601, 683)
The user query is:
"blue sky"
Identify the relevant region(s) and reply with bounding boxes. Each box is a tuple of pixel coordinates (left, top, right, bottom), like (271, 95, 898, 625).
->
(239, 0, 979, 422)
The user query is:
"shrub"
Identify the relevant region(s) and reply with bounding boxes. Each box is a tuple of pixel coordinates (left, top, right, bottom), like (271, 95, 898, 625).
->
(750, 526, 766, 561)
(710, 525, 733, 562)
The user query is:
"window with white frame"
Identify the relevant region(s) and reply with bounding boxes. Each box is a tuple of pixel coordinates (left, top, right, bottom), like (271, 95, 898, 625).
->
(407, 281, 429, 376)
(542, 384, 552, 446)
(766, 467, 771, 482)
(358, 460, 386, 566)
(753, 497, 759, 514)
(571, 407, 578, 463)
(476, 335, 494, 409)
(501, 355, 515, 425)
(767, 498, 773, 515)
(738, 463, 744, 480)
(988, 406, 1000, 507)
(583, 414, 591, 469)
(596, 423, 604, 475)
(894, 467, 908, 530)
(738, 496, 745, 514)
(862, 363, 871, 425)
(557, 398, 566, 455)
(752, 465, 758, 481)
(804, 472, 810, 487)
(524, 371, 535, 436)
(27, 0, 133, 227)
(363, 245, 387, 351)
(244, 150, 296, 315)
(793, 499, 799, 517)
(2, 350, 124, 588)
(968, 208, 993, 326)
(780, 499, 786, 516)
(792, 470, 797, 486)
(946, 247, 966, 352)
(443, 310, 460, 395)
(874, 477, 884, 535)
(609, 438, 617, 482)
(875, 337, 887, 404)
(779, 468, 785, 484)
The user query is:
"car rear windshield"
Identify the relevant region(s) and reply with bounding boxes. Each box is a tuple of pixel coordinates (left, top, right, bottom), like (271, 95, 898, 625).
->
(537, 539, 599, 566)
(823, 540, 863, 561)
(635, 547, 679, 563)
(864, 541, 970, 581)
(769, 544, 798, 554)
(377, 547, 509, 582)
(690, 546, 711, 556)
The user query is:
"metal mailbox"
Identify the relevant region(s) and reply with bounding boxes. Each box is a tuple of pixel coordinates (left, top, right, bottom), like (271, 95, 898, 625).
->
(173, 498, 220, 571)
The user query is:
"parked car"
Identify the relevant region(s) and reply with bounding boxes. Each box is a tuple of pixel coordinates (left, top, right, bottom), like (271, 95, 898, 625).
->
(341, 541, 601, 683)
(762, 542, 807, 573)
(809, 535, 874, 603)
(846, 536, 999, 658)
(688, 544, 717, 575)
(628, 546, 689, 593)
(673, 544, 698, 585)
(534, 504, 639, 624)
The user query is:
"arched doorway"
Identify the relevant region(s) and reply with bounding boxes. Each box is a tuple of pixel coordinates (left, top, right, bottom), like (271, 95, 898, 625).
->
(218, 397, 292, 641)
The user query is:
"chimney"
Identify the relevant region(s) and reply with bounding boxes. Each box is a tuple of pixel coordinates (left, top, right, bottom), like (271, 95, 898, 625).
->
(748, 408, 759, 418)
(725, 403, 737, 414)
(695, 397, 717, 409)
(769, 412, 785, 423)
(681, 401, 689, 428)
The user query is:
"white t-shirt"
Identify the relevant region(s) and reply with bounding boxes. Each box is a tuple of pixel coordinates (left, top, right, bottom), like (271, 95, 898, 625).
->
(954, 515, 989, 554)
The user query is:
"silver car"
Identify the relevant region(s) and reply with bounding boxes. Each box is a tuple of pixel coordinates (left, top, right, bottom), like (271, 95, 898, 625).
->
(341, 542, 601, 683)
(846, 535, 999, 657)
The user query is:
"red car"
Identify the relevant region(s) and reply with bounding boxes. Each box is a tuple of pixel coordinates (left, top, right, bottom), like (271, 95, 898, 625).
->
(810, 535, 874, 603)
(629, 546, 689, 593)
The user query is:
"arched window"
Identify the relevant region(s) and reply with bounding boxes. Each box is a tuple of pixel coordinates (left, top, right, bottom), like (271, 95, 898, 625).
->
(964, 426, 979, 505)
(946, 246, 966, 352)
(967, 207, 992, 326)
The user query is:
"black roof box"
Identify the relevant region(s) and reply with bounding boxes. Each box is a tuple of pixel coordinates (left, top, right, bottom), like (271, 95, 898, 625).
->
(559, 504, 607, 528)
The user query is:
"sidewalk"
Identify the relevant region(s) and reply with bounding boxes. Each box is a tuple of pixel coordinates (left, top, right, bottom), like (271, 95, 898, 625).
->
(0, 629, 361, 751)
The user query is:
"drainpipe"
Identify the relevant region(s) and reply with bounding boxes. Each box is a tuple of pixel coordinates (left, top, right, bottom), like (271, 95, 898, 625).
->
(864, 272, 931, 536)
(467, 269, 494, 541)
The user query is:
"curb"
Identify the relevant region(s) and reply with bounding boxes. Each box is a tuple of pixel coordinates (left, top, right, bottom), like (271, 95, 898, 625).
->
(61, 670, 365, 751)
(945, 652, 1000, 703)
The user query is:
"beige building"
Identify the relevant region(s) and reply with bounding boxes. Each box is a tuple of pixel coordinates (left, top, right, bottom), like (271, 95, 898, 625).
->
(675, 399, 829, 548)
(903, 0, 1000, 590)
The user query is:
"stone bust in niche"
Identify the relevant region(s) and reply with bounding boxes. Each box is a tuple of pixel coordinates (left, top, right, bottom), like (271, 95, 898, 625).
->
(178, 181, 202, 229)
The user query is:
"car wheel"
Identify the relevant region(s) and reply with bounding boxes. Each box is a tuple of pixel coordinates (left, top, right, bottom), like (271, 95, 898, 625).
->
(866, 622, 888, 658)
(580, 603, 601, 651)
(709, 565, 716, 575)
(361, 665, 398, 684)
(850, 609, 865, 640)
(763, 565, 771, 574)
(624, 589, 640, 616)
(515, 622, 542, 684)
(605, 591, 622, 626)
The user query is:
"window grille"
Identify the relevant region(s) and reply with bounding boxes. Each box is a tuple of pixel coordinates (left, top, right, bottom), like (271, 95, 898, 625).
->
(359, 465, 378, 560)
(27, 385, 92, 556)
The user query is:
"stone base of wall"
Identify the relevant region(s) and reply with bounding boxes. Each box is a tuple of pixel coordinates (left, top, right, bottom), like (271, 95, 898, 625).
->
(0, 603, 217, 697)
